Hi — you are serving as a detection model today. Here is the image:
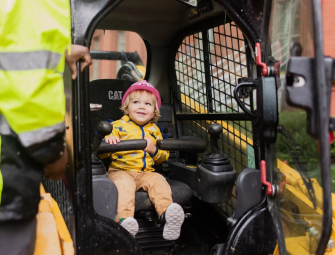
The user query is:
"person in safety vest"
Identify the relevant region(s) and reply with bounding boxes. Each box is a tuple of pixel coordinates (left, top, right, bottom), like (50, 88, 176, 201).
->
(0, 1, 92, 255)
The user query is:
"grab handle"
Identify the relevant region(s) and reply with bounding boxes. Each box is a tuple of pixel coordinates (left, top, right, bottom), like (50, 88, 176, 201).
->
(233, 82, 257, 117)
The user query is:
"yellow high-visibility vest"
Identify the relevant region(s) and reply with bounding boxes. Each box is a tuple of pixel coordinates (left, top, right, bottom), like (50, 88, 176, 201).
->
(0, 0, 71, 147)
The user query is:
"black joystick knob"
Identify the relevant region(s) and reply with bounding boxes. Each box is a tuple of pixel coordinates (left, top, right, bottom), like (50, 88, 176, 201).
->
(97, 121, 114, 136)
(208, 123, 223, 154)
(92, 121, 113, 175)
(201, 123, 232, 172)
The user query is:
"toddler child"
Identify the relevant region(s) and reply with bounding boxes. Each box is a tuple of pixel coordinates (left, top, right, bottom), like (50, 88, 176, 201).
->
(104, 80, 184, 240)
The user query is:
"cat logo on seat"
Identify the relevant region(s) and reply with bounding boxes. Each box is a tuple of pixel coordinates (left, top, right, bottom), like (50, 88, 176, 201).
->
(109, 91, 123, 100)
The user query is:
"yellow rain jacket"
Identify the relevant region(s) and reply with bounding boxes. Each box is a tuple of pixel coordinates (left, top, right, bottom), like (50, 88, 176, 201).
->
(105, 115, 169, 172)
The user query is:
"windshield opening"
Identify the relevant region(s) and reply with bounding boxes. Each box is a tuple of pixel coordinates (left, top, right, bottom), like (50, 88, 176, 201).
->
(267, 0, 334, 254)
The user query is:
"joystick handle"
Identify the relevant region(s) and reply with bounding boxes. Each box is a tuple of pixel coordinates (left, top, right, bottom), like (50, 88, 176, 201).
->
(202, 123, 231, 172)
(92, 121, 113, 156)
(208, 123, 223, 154)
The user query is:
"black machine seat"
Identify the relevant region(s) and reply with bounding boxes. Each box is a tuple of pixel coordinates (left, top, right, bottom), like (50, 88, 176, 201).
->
(97, 140, 194, 212)
(135, 179, 192, 211)
(95, 136, 205, 213)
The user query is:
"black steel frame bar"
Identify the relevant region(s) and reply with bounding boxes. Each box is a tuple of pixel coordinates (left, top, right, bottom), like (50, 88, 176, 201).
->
(175, 113, 252, 120)
(90, 50, 139, 61)
(203, 29, 214, 112)
(312, 0, 332, 253)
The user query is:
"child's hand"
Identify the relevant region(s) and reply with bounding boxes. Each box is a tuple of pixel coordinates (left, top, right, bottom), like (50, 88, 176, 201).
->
(144, 136, 157, 155)
(105, 136, 120, 145)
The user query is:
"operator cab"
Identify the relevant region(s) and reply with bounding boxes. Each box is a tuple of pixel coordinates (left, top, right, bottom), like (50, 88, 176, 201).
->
(43, 0, 333, 254)
(89, 75, 236, 252)
(42, 1, 274, 254)
(85, 1, 264, 252)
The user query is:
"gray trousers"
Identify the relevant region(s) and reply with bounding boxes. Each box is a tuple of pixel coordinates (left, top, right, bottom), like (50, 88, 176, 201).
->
(0, 217, 37, 255)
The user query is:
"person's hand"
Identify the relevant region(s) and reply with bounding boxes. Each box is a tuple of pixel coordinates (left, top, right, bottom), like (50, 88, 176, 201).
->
(144, 136, 156, 155)
(65, 44, 92, 79)
(105, 136, 120, 145)
(44, 149, 69, 180)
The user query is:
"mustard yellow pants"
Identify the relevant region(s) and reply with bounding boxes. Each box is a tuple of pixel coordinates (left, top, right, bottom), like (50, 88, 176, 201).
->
(108, 169, 173, 221)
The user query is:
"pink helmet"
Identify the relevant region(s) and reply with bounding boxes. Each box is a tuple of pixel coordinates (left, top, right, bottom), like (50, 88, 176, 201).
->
(122, 80, 161, 109)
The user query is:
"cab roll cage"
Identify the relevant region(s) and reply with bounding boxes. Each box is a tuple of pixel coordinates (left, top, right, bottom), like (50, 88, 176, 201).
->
(64, 0, 333, 254)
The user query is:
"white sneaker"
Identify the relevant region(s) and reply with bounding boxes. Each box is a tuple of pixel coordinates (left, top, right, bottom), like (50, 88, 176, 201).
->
(120, 217, 139, 236)
(162, 203, 184, 240)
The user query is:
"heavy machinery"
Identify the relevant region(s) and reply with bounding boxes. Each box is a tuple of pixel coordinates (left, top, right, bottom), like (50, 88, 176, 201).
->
(42, 0, 334, 254)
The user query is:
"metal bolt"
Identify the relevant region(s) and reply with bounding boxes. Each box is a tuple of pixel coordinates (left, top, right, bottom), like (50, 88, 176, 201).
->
(185, 213, 192, 219)
(68, 206, 73, 214)
(328, 238, 335, 250)
(308, 227, 319, 237)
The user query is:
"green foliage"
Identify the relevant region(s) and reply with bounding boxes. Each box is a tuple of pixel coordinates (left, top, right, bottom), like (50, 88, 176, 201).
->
(276, 110, 319, 172)
(331, 166, 335, 193)
(276, 110, 335, 192)
(331, 142, 335, 163)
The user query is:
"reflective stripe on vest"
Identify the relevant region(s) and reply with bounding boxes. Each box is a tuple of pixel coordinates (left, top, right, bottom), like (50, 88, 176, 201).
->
(0, 115, 64, 147)
(0, 51, 61, 71)
(19, 122, 65, 148)
(0, 115, 11, 135)
(0, 0, 71, 145)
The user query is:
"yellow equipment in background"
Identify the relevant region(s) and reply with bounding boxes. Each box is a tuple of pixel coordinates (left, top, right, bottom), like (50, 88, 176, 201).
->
(273, 160, 335, 254)
(34, 185, 74, 255)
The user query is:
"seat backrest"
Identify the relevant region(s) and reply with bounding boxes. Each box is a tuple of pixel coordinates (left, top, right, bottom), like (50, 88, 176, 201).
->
(89, 79, 133, 135)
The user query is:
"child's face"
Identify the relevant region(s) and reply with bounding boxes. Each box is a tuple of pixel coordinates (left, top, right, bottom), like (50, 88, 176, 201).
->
(127, 91, 155, 125)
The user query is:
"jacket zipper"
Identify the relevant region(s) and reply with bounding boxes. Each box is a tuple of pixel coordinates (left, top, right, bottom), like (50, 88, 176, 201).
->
(140, 125, 146, 171)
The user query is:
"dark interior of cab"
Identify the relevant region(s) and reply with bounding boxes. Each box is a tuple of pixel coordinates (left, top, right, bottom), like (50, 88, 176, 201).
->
(87, 1, 269, 254)
(44, 0, 278, 254)
(90, 80, 239, 255)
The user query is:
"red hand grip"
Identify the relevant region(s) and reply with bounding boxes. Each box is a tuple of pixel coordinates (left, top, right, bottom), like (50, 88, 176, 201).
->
(255, 43, 268, 76)
(260, 160, 273, 196)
